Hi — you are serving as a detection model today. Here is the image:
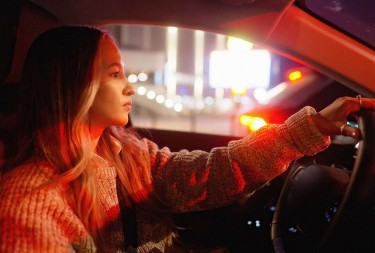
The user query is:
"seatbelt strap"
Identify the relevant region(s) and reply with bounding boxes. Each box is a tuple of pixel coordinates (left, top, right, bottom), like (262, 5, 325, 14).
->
(116, 176, 138, 250)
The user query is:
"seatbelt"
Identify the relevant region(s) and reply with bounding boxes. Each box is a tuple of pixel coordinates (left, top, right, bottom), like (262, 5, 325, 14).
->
(116, 176, 138, 251)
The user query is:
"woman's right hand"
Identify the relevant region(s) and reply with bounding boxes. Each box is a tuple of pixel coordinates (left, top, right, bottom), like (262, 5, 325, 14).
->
(311, 96, 375, 139)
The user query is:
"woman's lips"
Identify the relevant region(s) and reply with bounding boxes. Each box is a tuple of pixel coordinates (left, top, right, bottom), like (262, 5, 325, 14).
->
(123, 100, 132, 111)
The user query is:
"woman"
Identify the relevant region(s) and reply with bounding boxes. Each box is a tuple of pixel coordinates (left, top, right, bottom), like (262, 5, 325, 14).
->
(0, 26, 374, 252)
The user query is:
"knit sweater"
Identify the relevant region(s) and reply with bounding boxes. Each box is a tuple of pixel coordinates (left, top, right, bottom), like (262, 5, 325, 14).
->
(0, 107, 330, 252)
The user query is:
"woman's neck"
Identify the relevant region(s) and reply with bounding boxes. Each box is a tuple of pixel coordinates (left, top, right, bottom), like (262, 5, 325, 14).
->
(90, 126, 104, 153)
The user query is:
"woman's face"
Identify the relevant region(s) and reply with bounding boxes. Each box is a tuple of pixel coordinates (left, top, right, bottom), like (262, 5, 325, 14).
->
(89, 37, 135, 131)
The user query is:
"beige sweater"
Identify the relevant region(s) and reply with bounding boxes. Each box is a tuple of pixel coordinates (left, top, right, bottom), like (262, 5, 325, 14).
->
(0, 107, 330, 252)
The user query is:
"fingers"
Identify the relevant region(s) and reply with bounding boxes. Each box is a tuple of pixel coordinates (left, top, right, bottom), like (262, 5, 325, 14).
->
(337, 95, 375, 139)
(359, 96, 375, 110)
(316, 95, 374, 138)
(341, 96, 361, 117)
(340, 123, 361, 139)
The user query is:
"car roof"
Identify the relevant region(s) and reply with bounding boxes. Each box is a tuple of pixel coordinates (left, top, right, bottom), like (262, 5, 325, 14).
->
(3, 0, 375, 97)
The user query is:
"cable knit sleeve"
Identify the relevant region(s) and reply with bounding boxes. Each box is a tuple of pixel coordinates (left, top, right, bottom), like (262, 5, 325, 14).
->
(0, 164, 96, 253)
(148, 106, 330, 212)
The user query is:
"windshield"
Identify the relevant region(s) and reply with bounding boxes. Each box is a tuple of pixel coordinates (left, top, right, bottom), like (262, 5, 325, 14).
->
(298, 0, 375, 49)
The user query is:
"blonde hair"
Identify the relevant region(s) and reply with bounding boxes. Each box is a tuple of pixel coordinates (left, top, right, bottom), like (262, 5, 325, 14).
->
(1, 26, 159, 250)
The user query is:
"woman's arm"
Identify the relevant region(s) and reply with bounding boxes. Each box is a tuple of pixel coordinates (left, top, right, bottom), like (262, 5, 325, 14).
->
(147, 106, 329, 212)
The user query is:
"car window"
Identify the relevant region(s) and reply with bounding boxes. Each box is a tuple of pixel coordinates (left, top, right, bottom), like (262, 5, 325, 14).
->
(105, 25, 308, 137)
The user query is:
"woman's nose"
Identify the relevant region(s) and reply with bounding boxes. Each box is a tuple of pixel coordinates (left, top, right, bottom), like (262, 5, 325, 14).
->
(124, 80, 135, 96)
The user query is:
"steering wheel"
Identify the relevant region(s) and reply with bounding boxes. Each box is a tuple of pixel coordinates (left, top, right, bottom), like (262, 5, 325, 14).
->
(271, 109, 375, 253)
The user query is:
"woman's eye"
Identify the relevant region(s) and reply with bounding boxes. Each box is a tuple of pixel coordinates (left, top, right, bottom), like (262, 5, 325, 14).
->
(111, 72, 120, 78)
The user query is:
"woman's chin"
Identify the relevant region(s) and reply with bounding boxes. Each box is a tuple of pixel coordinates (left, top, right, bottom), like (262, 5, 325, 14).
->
(106, 115, 129, 127)
(117, 117, 129, 126)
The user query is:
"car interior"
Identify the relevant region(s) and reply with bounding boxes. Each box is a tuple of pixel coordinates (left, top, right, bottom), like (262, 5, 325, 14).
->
(1, 0, 375, 252)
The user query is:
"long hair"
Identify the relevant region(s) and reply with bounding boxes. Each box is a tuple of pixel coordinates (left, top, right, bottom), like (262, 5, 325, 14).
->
(1, 26, 157, 249)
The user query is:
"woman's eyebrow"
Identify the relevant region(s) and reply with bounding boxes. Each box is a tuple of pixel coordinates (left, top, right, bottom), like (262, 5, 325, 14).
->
(107, 62, 124, 69)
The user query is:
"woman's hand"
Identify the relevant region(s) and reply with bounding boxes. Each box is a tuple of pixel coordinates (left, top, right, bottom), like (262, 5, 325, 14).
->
(312, 96, 375, 139)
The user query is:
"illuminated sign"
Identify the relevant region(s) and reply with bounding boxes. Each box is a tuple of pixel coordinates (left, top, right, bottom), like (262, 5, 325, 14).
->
(209, 49, 271, 89)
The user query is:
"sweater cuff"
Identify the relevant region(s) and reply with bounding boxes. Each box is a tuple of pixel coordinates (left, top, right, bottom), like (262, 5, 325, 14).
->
(285, 106, 330, 156)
